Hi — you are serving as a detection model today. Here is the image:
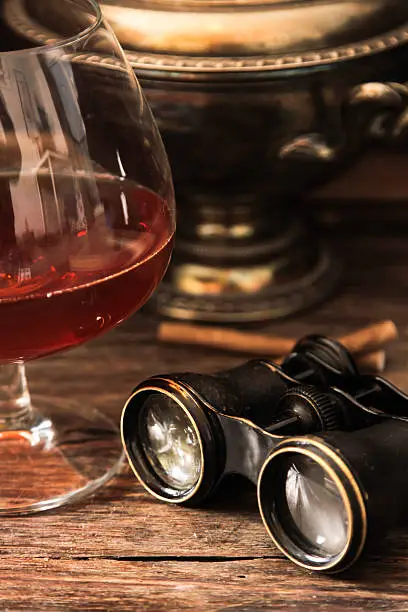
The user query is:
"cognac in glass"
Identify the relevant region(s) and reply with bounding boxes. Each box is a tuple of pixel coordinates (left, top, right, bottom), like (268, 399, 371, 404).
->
(0, 0, 175, 514)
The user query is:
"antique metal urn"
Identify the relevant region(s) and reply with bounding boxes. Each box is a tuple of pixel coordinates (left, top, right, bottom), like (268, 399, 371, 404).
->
(8, 0, 408, 321)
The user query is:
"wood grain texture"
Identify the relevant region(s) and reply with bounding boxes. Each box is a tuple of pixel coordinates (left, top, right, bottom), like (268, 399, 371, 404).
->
(4, 193, 408, 609)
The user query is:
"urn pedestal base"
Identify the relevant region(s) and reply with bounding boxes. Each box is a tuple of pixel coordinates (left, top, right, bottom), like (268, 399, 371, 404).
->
(151, 193, 341, 323)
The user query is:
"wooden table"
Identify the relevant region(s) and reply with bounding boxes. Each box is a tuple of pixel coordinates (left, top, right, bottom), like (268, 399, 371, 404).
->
(3, 192, 408, 611)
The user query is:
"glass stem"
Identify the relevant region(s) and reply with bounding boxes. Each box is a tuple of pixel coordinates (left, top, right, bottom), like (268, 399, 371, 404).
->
(0, 363, 33, 430)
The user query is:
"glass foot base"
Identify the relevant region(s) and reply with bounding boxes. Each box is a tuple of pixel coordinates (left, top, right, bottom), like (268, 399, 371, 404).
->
(0, 395, 124, 515)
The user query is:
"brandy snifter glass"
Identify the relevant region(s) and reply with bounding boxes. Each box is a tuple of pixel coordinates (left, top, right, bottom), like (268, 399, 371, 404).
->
(0, 0, 175, 514)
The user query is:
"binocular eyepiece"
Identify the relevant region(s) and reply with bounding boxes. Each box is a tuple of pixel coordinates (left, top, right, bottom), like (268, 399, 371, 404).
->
(121, 334, 408, 573)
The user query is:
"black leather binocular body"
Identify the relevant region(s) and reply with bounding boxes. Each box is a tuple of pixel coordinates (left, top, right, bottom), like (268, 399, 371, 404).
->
(121, 334, 408, 573)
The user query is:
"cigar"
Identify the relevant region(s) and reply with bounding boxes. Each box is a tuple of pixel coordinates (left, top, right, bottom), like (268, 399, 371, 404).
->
(274, 349, 386, 373)
(158, 320, 397, 359)
(355, 350, 386, 373)
(159, 323, 294, 356)
(338, 320, 398, 355)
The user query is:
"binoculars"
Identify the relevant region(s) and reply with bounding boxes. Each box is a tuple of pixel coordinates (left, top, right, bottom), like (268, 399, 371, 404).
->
(121, 334, 408, 573)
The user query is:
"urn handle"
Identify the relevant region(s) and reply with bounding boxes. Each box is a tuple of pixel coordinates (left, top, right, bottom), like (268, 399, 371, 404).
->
(278, 81, 408, 162)
(349, 81, 408, 144)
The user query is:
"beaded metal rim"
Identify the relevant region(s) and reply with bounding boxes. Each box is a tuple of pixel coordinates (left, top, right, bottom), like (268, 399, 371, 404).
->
(126, 29, 408, 74)
(5, 0, 408, 74)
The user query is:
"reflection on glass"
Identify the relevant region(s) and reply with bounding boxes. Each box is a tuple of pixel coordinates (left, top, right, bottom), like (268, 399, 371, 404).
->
(284, 456, 348, 557)
(0, 0, 175, 514)
(141, 394, 202, 490)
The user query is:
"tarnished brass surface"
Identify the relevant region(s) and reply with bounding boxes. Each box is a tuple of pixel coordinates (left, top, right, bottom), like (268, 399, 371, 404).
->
(100, 0, 408, 59)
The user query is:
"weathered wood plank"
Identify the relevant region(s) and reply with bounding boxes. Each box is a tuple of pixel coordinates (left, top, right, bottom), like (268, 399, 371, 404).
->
(1, 555, 408, 611)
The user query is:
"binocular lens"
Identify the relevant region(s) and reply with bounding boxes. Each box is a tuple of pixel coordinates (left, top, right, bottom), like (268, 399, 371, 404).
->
(122, 383, 223, 503)
(282, 454, 349, 556)
(258, 446, 356, 570)
(140, 393, 202, 490)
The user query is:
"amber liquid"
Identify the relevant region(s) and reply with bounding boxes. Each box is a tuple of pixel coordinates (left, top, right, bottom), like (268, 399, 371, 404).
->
(0, 173, 174, 362)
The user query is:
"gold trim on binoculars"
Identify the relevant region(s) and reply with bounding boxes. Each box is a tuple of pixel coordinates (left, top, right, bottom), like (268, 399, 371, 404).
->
(120, 377, 369, 573)
(258, 438, 367, 573)
(121, 379, 209, 504)
(120, 335, 408, 574)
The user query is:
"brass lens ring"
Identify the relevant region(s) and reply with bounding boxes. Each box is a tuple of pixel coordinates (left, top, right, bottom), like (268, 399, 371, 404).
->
(121, 378, 224, 504)
(257, 437, 367, 572)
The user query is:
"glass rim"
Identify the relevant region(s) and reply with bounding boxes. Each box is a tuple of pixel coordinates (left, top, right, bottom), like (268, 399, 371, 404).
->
(1, 0, 102, 57)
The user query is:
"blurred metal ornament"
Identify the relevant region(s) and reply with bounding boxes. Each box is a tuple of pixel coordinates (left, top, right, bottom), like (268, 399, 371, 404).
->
(99, 0, 408, 69)
(8, 0, 408, 321)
